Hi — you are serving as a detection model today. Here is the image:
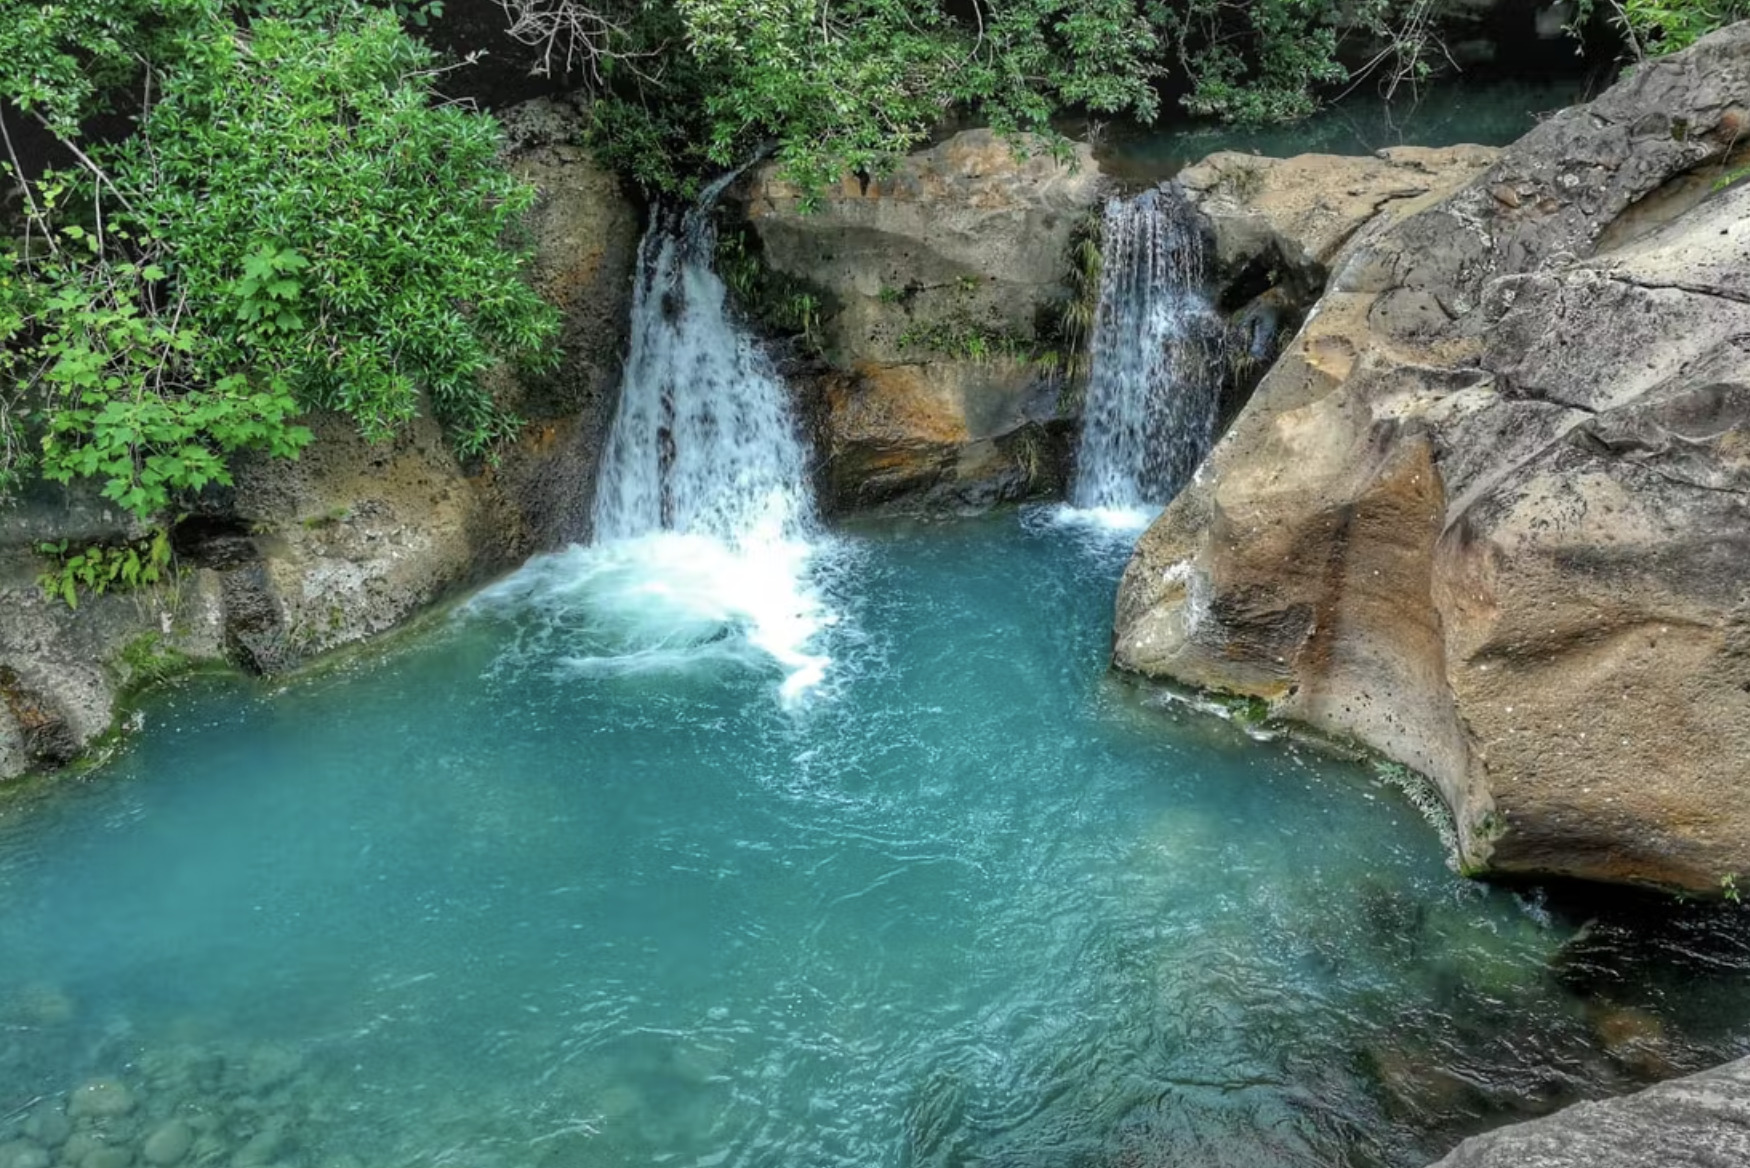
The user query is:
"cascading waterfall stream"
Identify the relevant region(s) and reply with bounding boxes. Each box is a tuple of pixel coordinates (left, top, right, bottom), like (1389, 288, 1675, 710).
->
(592, 171, 814, 546)
(474, 172, 835, 702)
(1070, 187, 1223, 520)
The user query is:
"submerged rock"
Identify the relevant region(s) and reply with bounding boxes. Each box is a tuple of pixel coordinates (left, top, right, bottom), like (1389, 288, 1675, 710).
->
(1426, 1055, 1750, 1166)
(21, 1103, 70, 1150)
(66, 1079, 137, 1120)
(739, 130, 1104, 512)
(0, 1142, 50, 1168)
(1115, 24, 1750, 892)
(140, 1121, 193, 1167)
(80, 1146, 134, 1168)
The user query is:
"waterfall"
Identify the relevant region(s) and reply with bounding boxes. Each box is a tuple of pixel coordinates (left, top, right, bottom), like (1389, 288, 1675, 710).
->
(472, 174, 834, 703)
(592, 173, 815, 546)
(1070, 186, 1223, 516)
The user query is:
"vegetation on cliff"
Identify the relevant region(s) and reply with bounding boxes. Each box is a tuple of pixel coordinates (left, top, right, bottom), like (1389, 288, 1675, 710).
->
(4, 0, 1748, 601)
(0, 0, 558, 531)
(580, 0, 1475, 199)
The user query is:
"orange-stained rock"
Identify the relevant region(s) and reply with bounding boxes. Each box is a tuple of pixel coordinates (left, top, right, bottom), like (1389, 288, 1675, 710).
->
(740, 130, 1101, 511)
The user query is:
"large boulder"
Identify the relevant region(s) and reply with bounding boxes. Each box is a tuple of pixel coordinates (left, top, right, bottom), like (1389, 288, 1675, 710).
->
(0, 96, 638, 782)
(739, 130, 1106, 511)
(1177, 146, 1501, 307)
(1426, 1055, 1750, 1167)
(1115, 25, 1750, 891)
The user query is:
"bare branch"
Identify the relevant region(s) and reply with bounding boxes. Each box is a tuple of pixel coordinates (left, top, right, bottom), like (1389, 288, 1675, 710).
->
(494, 0, 637, 85)
(29, 110, 140, 217)
(0, 106, 57, 255)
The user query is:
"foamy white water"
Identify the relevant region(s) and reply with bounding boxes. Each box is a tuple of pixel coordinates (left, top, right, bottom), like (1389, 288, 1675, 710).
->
(471, 532, 833, 701)
(1043, 503, 1159, 535)
(479, 175, 835, 702)
(1071, 186, 1223, 514)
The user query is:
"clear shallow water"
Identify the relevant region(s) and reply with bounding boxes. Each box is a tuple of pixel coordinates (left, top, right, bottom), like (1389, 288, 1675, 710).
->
(3, 513, 1749, 1168)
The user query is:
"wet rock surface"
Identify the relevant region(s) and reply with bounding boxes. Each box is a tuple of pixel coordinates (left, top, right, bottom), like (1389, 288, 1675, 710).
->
(1426, 1055, 1750, 1167)
(1116, 24, 1750, 892)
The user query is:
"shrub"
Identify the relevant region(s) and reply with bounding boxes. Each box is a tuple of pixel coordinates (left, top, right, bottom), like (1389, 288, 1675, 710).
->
(0, 2, 558, 530)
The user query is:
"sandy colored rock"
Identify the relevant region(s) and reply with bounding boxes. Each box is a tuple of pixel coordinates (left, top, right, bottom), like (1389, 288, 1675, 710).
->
(1116, 25, 1750, 891)
(1177, 145, 1500, 295)
(741, 129, 1100, 510)
(492, 96, 641, 550)
(818, 360, 1069, 510)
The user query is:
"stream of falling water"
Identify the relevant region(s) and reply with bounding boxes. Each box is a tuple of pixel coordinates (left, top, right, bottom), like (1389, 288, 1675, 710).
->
(1070, 187, 1224, 524)
(476, 176, 835, 703)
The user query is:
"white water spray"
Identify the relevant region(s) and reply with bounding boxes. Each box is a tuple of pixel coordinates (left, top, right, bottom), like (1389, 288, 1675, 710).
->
(1070, 187, 1223, 522)
(475, 173, 835, 702)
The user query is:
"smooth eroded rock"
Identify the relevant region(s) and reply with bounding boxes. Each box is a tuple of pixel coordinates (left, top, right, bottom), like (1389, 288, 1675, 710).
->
(1115, 23, 1750, 891)
(1426, 1055, 1750, 1166)
(66, 1080, 137, 1120)
(1177, 145, 1500, 299)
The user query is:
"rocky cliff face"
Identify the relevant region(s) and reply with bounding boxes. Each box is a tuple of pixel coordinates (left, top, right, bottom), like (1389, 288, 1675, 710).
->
(0, 97, 639, 784)
(1176, 146, 1501, 312)
(1115, 25, 1750, 892)
(739, 130, 1107, 512)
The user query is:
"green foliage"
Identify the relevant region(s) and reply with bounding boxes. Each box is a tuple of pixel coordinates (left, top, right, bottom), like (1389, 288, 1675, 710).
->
(116, 630, 194, 690)
(1725, 872, 1741, 903)
(1056, 207, 1103, 403)
(1715, 161, 1750, 192)
(586, 0, 1455, 201)
(109, 12, 559, 456)
(1162, 0, 1347, 122)
(713, 224, 826, 349)
(896, 319, 1030, 363)
(1, 1, 558, 527)
(1572, 0, 1749, 59)
(0, 0, 214, 135)
(25, 252, 310, 517)
(1215, 691, 1272, 725)
(301, 504, 353, 529)
(36, 528, 173, 608)
(779, 292, 822, 347)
